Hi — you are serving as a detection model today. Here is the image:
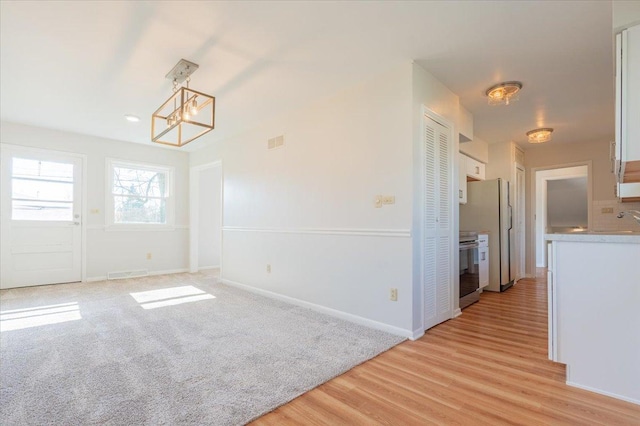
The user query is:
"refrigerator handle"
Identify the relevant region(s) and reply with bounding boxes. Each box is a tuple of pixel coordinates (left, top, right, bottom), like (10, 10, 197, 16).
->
(508, 205, 513, 230)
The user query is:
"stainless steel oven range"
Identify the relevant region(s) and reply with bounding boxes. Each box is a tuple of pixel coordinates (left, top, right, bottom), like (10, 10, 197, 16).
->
(459, 231, 480, 309)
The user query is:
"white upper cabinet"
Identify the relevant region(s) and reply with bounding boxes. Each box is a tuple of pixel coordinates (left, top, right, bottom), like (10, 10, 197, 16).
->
(465, 156, 486, 181)
(458, 153, 486, 204)
(458, 153, 467, 204)
(615, 24, 640, 184)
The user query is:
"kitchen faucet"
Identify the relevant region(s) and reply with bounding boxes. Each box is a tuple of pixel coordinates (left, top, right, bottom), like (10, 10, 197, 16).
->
(617, 210, 640, 226)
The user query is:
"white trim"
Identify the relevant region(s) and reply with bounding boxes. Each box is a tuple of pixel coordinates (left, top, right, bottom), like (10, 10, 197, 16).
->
(453, 308, 462, 318)
(148, 268, 188, 276)
(197, 265, 220, 271)
(411, 328, 425, 341)
(221, 278, 413, 339)
(84, 268, 189, 283)
(85, 276, 108, 282)
(566, 381, 640, 406)
(86, 224, 188, 231)
(222, 226, 411, 238)
(189, 161, 223, 274)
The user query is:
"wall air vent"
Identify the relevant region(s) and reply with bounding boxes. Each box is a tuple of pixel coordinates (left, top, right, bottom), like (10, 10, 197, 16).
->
(267, 135, 285, 150)
(107, 270, 149, 280)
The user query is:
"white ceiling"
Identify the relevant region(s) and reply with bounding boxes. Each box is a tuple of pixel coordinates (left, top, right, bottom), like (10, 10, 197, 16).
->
(0, 1, 614, 151)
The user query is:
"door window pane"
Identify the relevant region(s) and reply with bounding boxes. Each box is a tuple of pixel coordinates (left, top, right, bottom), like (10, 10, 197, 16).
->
(11, 200, 73, 221)
(12, 158, 73, 182)
(11, 158, 74, 221)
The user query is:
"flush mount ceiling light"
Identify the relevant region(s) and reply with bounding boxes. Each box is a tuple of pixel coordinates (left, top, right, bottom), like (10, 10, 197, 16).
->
(527, 127, 554, 144)
(485, 81, 523, 106)
(124, 114, 140, 122)
(151, 59, 215, 147)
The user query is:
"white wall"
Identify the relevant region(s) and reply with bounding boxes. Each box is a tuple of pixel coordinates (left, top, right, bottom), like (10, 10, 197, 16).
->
(192, 63, 416, 336)
(460, 136, 489, 164)
(197, 165, 221, 268)
(0, 121, 190, 279)
(613, 0, 640, 32)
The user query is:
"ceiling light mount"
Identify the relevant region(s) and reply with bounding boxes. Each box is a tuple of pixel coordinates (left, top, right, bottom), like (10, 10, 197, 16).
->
(485, 81, 523, 106)
(152, 59, 215, 147)
(527, 127, 554, 144)
(165, 59, 199, 84)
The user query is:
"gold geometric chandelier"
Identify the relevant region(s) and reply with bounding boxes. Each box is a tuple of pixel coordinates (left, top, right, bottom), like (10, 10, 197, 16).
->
(485, 81, 523, 106)
(152, 59, 215, 147)
(527, 127, 554, 144)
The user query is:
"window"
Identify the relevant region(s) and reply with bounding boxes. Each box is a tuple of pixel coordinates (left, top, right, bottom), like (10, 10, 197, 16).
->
(106, 159, 174, 227)
(11, 158, 75, 221)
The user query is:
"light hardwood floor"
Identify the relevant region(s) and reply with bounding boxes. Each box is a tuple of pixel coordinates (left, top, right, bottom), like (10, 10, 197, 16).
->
(252, 273, 640, 425)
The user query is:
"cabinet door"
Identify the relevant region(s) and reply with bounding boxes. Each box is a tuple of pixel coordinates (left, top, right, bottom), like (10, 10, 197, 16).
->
(617, 25, 640, 183)
(466, 156, 486, 181)
(424, 115, 452, 331)
(458, 153, 467, 204)
(479, 247, 489, 289)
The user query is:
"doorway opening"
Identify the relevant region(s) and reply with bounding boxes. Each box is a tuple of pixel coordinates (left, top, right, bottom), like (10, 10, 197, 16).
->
(189, 162, 223, 273)
(533, 164, 590, 268)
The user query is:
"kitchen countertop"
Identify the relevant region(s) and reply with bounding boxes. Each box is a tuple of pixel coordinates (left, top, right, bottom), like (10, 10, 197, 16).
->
(545, 231, 640, 244)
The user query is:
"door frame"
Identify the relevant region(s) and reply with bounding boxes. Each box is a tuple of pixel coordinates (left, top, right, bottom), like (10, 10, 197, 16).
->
(530, 161, 592, 270)
(0, 143, 88, 284)
(189, 160, 223, 273)
(515, 163, 526, 280)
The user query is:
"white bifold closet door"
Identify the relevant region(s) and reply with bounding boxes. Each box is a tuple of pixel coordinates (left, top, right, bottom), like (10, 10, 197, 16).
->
(423, 115, 453, 330)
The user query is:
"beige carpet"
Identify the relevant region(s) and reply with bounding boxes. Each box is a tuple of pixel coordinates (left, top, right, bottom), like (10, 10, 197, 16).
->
(0, 272, 404, 425)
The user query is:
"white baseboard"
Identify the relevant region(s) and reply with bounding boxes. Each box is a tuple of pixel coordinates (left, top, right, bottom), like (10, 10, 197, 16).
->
(85, 276, 107, 282)
(411, 328, 425, 341)
(198, 265, 220, 271)
(220, 278, 413, 339)
(566, 381, 639, 406)
(85, 268, 188, 283)
(148, 268, 188, 276)
(453, 308, 462, 318)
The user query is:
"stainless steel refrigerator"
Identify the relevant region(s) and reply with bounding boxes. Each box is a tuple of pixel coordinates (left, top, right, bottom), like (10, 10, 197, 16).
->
(460, 178, 515, 292)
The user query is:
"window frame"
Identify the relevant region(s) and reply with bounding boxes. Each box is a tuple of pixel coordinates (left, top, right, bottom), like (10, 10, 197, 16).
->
(105, 158, 175, 230)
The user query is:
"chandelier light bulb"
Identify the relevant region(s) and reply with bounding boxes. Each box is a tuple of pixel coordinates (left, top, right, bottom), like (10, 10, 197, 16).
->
(485, 81, 523, 106)
(526, 127, 554, 143)
(190, 99, 198, 115)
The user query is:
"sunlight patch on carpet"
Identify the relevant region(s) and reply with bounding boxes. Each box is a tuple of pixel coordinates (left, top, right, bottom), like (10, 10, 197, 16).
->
(130, 285, 215, 309)
(1, 302, 81, 332)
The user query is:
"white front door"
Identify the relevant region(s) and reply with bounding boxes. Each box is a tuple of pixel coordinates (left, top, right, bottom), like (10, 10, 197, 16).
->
(1, 146, 83, 289)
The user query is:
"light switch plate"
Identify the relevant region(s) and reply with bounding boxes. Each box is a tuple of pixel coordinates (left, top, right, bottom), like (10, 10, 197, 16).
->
(381, 196, 395, 205)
